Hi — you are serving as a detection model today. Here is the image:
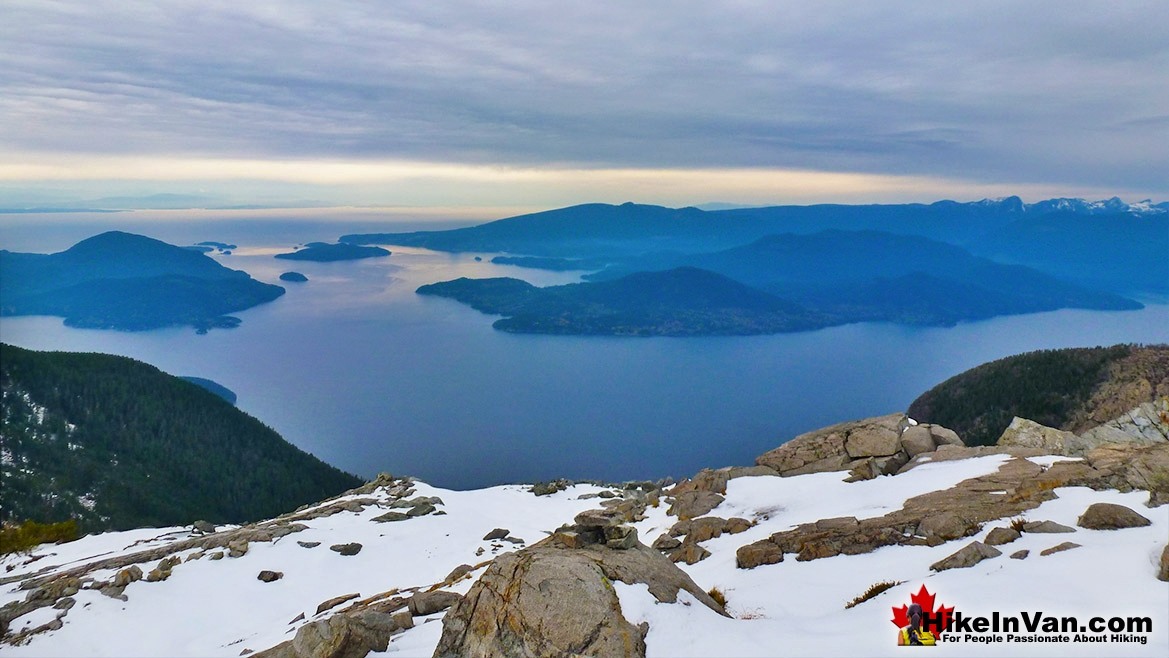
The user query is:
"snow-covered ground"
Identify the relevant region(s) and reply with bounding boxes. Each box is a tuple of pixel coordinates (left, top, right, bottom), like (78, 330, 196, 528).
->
(1, 454, 1165, 657)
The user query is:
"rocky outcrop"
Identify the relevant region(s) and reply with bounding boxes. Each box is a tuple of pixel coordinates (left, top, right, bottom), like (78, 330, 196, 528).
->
(999, 403, 1167, 456)
(984, 527, 1020, 546)
(668, 466, 777, 496)
(256, 610, 412, 658)
(1022, 520, 1075, 534)
(998, 418, 1095, 455)
(736, 456, 1070, 568)
(930, 541, 1001, 572)
(1040, 542, 1081, 556)
(1079, 398, 1169, 445)
(433, 505, 725, 658)
(666, 491, 724, 521)
(432, 548, 648, 658)
(1076, 503, 1151, 529)
(754, 413, 963, 480)
(407, 590, 462, 617)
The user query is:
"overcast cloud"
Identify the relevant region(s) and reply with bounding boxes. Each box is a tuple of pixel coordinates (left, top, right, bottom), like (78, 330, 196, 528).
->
(1, 0, 1166, 205)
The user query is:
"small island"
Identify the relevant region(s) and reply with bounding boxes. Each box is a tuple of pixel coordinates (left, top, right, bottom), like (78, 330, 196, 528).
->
(275, 242, 390, 262)
(279, 271, 309, 282)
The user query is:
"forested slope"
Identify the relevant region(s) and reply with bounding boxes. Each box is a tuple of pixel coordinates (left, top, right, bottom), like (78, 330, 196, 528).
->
(0, 344, 361, 531)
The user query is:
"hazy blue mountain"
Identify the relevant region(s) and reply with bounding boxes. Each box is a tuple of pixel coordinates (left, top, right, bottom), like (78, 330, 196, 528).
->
(0, 231, 284, 331)
(418, 267, 826, 336)
(274, 242, 390, 262)
(342, 202, 773, 257)
(341, 198, 1032, 256)
(586, 231, 1141, 324)
(972, 211, 1169, 295)
(343, 197, 1166, 296)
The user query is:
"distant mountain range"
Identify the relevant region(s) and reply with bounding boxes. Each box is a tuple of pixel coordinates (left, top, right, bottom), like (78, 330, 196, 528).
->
(0, 231, 284, 331)
(343, 196, 1168, 298)
(396, 197, 1156, 335)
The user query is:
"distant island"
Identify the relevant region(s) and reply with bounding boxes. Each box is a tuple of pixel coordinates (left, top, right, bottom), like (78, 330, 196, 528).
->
(275, 242, 390, 262)
(279, 271, 309, 282)
(0, 231, 284, 331)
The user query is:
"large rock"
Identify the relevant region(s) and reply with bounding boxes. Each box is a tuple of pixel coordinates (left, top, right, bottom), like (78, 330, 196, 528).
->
(257, 610, 404, 658)
(666, 491, 724, 521)
(756, 413, 905, 475)
(1076, 503, 1152, 530)
(1158, 545, 1169, 582)
(408, 590, 462, 616)
(433, 538, 725, 658)
(899, 425, 937, 457)
(984, 527, 1021, 546)
(930, 541, 1002, 572)
(917, 511, 978, 543)
(685, 517, 728, 543)
(735, 541, 784, 569)
(434, 553, 643, 658)
(844, 420, 902, 458)
(998, 417, 1094, 455)
(928, 425, 965, 447)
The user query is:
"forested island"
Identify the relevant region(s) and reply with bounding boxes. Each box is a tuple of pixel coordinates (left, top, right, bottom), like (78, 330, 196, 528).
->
(0, 231, 284, 331)
(418, 267, 826, 336)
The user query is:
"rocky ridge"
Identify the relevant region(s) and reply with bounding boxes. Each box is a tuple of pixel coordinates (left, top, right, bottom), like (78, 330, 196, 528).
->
(1, 401, 1167, 657)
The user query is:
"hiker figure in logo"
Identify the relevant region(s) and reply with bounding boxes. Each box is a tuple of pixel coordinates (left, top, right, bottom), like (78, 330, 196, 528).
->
(898, 603, 937, 646)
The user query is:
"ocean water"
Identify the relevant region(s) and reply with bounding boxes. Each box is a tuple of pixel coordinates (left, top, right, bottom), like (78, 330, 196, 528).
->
(2, 214, 1167, 488)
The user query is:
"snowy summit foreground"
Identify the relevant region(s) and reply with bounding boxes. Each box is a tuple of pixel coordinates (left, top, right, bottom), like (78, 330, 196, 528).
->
(1, 411, 1167, 657)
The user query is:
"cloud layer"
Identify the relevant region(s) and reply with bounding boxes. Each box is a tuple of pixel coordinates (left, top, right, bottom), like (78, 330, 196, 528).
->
(2, 1, 1166, 202)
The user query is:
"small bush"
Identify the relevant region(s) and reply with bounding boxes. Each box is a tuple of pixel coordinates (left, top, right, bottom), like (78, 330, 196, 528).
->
(0, 519, 80, 555)
(844, 580, 903, 609)
(1010, 517, 1027, 532)
(707, 586, 727, 609)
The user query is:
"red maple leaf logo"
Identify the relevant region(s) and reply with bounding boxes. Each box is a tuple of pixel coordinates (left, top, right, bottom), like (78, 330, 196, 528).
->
(891, 585, 955, 635)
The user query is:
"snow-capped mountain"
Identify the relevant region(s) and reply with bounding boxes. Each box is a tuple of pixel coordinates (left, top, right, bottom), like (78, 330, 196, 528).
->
(1026, 196, 1168, 215)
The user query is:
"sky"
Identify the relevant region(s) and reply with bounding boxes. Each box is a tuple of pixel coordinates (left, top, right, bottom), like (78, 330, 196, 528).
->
(1, 0, 1167, 212)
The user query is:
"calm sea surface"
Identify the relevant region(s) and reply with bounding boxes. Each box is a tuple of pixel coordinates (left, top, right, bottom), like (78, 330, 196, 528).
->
(3, 214, 1167, 488)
